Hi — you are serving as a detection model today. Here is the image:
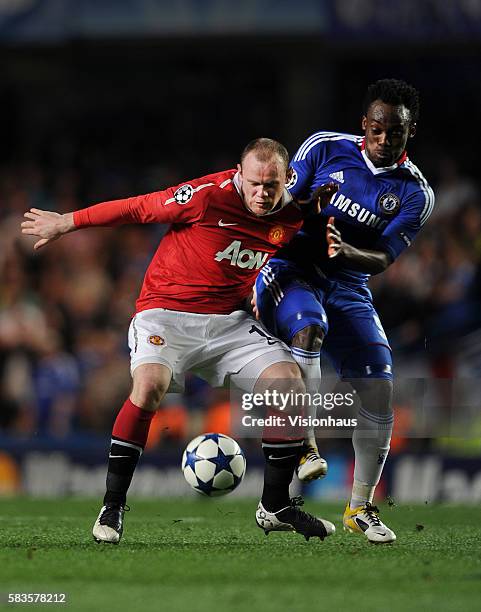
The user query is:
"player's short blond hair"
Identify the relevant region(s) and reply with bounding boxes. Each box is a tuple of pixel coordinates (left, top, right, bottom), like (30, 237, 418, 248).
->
(240, 138, 289, 170)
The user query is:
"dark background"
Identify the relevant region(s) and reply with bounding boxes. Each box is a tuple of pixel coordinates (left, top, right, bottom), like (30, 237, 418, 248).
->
(2, 37, 480, 183)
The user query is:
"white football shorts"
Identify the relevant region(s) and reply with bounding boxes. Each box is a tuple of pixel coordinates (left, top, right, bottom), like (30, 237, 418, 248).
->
(128, 308, 295, 392)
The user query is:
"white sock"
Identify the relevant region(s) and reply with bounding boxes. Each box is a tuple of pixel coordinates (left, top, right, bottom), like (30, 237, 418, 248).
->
(350, 405, 393, 510)
(290, 347, 321, 446)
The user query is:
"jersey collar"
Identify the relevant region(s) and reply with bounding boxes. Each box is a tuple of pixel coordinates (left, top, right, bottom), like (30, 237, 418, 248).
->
(360, 138, 407, 175)
(232, 171, 293, 216)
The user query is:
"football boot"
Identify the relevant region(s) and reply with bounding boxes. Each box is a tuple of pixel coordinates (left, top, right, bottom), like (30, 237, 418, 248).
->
(343, 502, 396, 543)
(93, 504, 129, 544)
(296, 443, 328, 482)
(256, 496, 335, 541)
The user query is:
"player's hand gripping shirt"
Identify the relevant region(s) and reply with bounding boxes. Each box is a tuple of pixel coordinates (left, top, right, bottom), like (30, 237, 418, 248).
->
(73, 170, 303, 314)
(278, 132, 435, 285)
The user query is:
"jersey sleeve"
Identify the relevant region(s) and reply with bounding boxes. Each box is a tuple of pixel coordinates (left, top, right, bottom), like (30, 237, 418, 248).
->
(289, 132, 327, 200)
(374, 185, 435, 261)
(73, 177, 216, 228)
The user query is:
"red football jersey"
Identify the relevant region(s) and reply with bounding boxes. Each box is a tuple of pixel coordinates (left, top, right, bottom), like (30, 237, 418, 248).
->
(73, 169, 303, 314)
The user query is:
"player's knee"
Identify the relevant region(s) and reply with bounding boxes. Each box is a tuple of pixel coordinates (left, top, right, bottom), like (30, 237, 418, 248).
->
(131, 364, 170, 411)
(257, 361, 304, 385)
(291, 325, 325, 352)
(351, 378, 393, 415)
(131, 379, 165, 411)
(254, 361, 305, 415)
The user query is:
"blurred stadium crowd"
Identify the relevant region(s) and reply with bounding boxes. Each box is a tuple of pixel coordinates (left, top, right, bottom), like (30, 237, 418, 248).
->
(1, 150, 481, 443)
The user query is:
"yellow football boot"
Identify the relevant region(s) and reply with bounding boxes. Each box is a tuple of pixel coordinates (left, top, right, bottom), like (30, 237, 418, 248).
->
(343, 502, 396, 543)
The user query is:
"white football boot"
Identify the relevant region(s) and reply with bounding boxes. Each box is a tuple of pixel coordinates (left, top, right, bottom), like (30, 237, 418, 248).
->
(256, 497, 335, 541)
(296, 444, 328, 482)
(93, 504, 129, 544)
(343, 502, 396, 543)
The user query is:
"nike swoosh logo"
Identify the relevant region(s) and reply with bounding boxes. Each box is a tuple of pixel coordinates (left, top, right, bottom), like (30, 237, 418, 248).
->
(109, 454, 131, 458)
(268, 454, 296, 460)
(218, 220, 238, 227)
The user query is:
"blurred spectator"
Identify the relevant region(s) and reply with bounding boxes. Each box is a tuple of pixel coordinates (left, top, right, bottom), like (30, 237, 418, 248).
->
(430, 157, 479, 221)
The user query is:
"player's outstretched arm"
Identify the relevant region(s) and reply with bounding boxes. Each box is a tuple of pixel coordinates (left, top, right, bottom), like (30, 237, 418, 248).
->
(21, 209, 76, 250)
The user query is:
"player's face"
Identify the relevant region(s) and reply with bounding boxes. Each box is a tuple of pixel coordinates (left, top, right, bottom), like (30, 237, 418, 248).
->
(362, 100, 416, 167)
(238, 153, 288, 216)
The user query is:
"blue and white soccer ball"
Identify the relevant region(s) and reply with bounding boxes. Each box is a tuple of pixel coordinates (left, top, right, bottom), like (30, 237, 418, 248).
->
(181, 433, 246, 496)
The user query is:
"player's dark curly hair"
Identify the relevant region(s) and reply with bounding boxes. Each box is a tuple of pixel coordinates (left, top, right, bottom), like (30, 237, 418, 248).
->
(363, 78, 420, 123)
(241, 138, 289, 170)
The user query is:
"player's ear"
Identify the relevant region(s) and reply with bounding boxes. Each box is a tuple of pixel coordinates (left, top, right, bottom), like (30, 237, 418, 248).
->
(361, 115, 367, 131)
(409, 123, 417, 138)
(286, 166, 293, 184)
(237, 163, 242, 176)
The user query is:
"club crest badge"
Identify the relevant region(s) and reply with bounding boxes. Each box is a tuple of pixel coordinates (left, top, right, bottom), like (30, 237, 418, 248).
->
(174, 184, 194, 205)
(379, 193, 400, 217)
(269, 225, 285, 245)
(285, 169, 298, 190)
(148, 335, 165, 346)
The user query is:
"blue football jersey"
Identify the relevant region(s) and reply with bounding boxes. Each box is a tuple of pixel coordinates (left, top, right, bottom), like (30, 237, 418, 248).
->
(278, 131, 435, 285)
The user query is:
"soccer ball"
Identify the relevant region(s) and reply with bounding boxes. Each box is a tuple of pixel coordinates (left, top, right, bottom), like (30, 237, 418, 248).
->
(181, 433, 246, 496)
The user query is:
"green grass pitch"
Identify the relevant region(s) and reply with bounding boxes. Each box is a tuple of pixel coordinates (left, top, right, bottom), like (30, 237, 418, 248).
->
(0, 498, 480, 611)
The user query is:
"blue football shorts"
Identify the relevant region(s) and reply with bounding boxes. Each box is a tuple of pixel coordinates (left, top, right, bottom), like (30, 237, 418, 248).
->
(256, 259, 393, 380)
